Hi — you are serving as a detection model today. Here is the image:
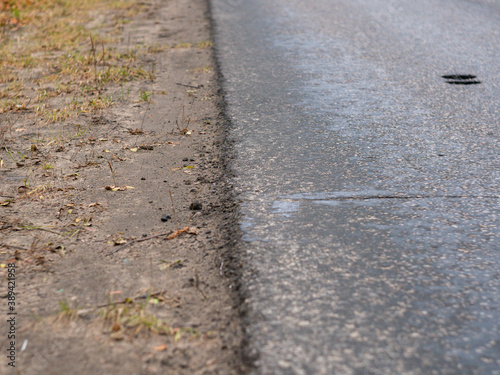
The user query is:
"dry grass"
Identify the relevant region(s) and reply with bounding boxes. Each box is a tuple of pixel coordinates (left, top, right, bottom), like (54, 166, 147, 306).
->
(0, 0, 149, 122)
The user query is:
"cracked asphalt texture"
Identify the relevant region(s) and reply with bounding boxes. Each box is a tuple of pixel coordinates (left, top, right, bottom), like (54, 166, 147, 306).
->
(209, 0, 500, 373)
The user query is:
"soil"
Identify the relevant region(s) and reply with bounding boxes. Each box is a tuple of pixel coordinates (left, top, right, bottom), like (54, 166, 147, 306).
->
(0, 0, 245, 374)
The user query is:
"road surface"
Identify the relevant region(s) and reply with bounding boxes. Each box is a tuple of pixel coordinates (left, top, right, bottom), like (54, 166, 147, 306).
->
(209, 0, 500, 373)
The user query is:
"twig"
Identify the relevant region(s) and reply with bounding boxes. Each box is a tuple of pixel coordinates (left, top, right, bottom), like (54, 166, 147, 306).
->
(94, 290, 165, 309)
(90, 35, 98, 88)
(139, 99, 151, 133)
(165, 226, 190, 240)
(0, 243, 27, 251)
(36, 227, 62, 235)
(107, 227, 196, 256)
(194, 266, 207, 299)
(107, 232, 169, 255)
(176, 83, 203, 89)
(107, 161, 116, 186)
(169, 190, 176, 222)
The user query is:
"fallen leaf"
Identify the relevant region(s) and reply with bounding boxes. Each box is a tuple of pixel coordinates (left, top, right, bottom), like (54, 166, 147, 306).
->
(128, 129, 144, 135)
(110, 332, 124, 341)
(114, 238, 127, 245)
(130, 148, 138, 152)
(154, 344, 167, 352)
(0, 200, 11, 206)
(17, 186, 30, 194)
(112, 154, 126, 161)
(105, 186, 133, 191)
(186, 227, 199, 235)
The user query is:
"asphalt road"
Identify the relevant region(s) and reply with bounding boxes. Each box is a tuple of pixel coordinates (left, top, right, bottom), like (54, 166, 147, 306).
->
(209, 0, 500, 374)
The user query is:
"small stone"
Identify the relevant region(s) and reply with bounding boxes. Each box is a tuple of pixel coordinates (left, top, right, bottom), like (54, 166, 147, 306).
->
(141, 177, 146, 180)
(182, 157, 189, 161)
(161, 214, 171, 222)
(190, 201, 202, 211)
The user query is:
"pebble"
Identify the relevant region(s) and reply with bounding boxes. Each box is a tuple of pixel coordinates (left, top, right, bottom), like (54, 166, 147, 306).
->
(190, 201, 203, 211)
(161, 214, 172, 222)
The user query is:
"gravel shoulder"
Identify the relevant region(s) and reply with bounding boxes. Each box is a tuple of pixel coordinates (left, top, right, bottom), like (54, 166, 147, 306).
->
(0, 0, 245, 374)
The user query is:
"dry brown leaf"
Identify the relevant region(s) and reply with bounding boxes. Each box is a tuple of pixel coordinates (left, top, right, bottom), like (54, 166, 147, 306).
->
(104, 186, 134, 191)
(114, 238, 127, 245)
(154, 344, 167, 352)
(128, 128, 144, 135)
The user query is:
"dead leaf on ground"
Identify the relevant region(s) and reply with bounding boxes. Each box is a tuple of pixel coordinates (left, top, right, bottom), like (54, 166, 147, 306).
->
(112, 154, 126, 161)
(154, 344, 167, 352)
(128, 128, 144, 135)
(17, 186, 30, 194)
(113, 238, 127, 245)
(104, 186, 134, 191)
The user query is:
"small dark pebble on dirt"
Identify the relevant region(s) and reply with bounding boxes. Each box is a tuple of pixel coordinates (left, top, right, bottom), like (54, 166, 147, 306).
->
(190, 201, 202, 211)
(161, 214, 172, 222)
(141, 177, 146, 180)
(182, 157, 189, 161)
(142, 234, 148, 238)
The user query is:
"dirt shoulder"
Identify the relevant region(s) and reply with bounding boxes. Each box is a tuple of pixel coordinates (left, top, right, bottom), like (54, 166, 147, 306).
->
(0, 0, 245, 374)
